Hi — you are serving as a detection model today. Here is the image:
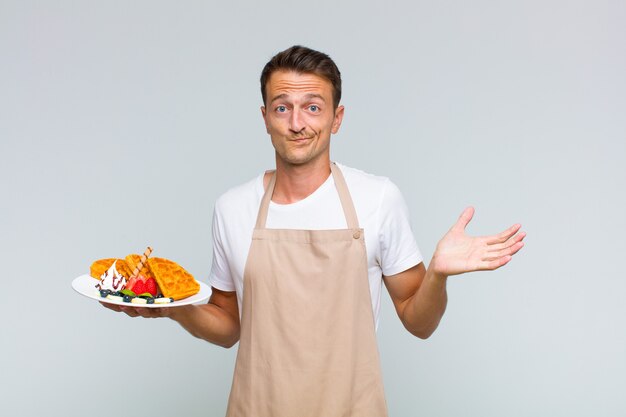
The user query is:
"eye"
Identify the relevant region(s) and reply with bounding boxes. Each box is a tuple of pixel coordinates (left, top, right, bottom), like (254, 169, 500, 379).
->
(308, 105, 320, 112)
(276, 105, 287, 113)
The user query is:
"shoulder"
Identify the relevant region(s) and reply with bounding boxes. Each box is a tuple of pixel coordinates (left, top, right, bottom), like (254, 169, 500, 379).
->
(336, 163, 390, 188)
(335, 162, 400, 200)
(336, 163, 411, 225)
(214, 173, 264, 218)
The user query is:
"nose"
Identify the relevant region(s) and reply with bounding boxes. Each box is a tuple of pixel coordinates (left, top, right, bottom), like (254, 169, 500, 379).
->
(288, 108, 306, 133)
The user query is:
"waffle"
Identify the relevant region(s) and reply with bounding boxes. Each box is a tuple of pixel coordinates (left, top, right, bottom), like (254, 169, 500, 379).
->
(124, 254, 156, 280)
(115, 259, 134, 278)
(90, 258, 134, 280)
(90, 258, 117, 279)
(146, 257, 200, 300)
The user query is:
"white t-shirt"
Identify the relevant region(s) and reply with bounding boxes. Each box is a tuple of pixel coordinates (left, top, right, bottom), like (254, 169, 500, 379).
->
(209, 163, 423, 329)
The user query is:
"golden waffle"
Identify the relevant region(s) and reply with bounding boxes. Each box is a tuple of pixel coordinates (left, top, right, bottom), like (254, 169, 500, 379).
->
(90, 258, 133, 280)
(146, 257, 200, 300)
(124, 254, 156, 280)
(115, 259, 134, 279)
(90, 258, 117, 279)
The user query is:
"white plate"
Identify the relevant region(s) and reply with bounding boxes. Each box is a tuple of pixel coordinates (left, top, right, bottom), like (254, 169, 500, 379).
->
(71, 274, 211, 308)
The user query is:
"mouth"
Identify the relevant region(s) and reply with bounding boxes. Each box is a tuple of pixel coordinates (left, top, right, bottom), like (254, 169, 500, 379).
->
(289, 137, 313, 144)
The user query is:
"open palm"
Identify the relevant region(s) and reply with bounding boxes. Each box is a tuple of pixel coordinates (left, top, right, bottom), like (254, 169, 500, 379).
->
(432, 207, 525, 276)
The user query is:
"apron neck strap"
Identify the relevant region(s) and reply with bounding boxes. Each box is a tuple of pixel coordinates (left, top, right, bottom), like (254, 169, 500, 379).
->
(256, 171, 276, 229)
(330, 162, 359, 230)
(255, 162, 360, 230)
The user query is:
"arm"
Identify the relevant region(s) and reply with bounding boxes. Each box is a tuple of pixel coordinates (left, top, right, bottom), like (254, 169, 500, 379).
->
(384, 207, 525, 339)
(384, 263, 447, 339)
(101, 286, 240, 348)
(167, 287, 240, 348)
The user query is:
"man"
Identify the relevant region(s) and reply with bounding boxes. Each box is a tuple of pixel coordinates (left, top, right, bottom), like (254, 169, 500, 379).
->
(105, 45, 525, 416)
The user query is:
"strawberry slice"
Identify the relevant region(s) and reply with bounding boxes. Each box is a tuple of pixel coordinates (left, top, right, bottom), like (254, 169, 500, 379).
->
(126, 276, 138, 291)
(145, 278, 158, 297)
(131, 279, 147, 295)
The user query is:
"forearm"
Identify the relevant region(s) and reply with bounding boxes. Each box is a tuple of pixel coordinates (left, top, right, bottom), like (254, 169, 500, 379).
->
(401, 264, 448, 339)
(167, 303, 240, 348)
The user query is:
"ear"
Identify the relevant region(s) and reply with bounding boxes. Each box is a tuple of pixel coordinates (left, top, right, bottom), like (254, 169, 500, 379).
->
(331, 105, 345, 134)
(260, 106, 269, 133)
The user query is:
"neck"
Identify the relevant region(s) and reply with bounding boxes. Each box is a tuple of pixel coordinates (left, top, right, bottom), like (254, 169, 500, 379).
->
(268, 157, 331, 204)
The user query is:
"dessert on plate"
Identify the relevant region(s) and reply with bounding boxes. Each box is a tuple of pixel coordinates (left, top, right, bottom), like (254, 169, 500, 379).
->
(91, 247, 200, 305)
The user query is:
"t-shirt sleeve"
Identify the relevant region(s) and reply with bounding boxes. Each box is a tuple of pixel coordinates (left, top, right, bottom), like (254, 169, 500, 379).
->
(208, 204, 237, 292)
(378, 179, 423, 276)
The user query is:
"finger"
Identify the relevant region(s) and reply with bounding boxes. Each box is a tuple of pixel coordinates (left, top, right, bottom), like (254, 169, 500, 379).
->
(486, 224, 522, 245)
(149, 308, 165, 318)
(483, 241, 524, 260)
(452, 206, 475, 231)
(479, 255, 513, 270)
(137, 307, 161, 318)
(487, 231, 526, 252)
(100, 302, 123, 312)
(118, 306, 141, 318)
(134, 307, 167, 318)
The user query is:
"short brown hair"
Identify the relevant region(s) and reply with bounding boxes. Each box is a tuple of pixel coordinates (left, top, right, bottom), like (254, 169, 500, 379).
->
(260, 45, 342, 108)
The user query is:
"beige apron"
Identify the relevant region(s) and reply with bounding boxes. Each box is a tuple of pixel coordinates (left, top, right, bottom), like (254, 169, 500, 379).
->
(225, 163, 388, 417)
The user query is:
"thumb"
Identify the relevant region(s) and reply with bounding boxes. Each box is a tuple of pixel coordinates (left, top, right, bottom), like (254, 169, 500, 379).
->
(452, 206, 475, 231)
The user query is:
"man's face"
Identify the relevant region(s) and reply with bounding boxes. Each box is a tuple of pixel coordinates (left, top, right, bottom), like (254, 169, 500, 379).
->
(261, 70, 344, 167)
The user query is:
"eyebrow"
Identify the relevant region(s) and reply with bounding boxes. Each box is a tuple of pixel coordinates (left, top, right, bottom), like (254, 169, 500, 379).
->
(269, 93, 327, 104)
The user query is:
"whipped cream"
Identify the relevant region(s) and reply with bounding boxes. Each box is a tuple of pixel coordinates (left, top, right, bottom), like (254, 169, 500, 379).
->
(95, 261, 127, 292)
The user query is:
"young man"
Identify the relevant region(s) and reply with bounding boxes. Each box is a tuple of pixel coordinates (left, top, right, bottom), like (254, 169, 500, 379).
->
(106, 46, 525, 416)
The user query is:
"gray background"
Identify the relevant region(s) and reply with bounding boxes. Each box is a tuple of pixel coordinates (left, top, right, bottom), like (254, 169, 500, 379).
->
(1, 1, 624, 416)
